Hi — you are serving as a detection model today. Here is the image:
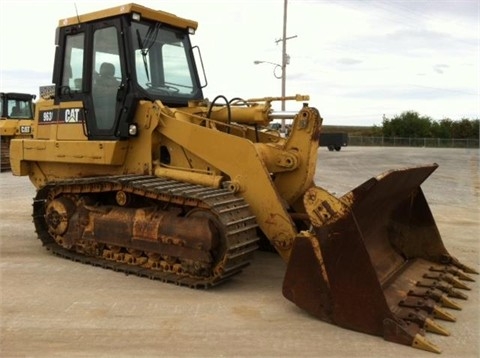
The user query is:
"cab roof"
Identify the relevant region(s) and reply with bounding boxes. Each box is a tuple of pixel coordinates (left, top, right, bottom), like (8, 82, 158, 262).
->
(0, 93, 36, 100)
(58, 3, 198, 30)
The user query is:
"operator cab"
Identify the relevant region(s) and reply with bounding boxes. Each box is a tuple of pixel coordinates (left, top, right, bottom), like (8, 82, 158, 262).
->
(52, 3, 204, 140)
(0, 93, 35, 120)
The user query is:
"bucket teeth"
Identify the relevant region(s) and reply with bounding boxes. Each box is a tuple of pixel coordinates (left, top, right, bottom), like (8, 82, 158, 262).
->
(432, 305, 456, 322)
(424, 273, 471, 290)
(455, 262, 479, 275)
(445, 275, 471, 290)
(438, 295, 462, 310)
(430, 266, 475, 282)
(401, 310, 450, 336)
(417, 279, 469, 300)
(411, 333, 442, 354)
(399, 297, 457, 322)
(407, 288, 462, 310)
(453, 270, 475, 282)
(448, 289, 468, 300)
(443, 256, 479, 275)
(424, 317, 450, 336)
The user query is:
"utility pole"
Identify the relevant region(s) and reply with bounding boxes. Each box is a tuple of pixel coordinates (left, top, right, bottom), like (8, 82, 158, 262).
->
(278, 0, 297, 132)
(256, 0, 296, 132)
(281, 0, 288, 113)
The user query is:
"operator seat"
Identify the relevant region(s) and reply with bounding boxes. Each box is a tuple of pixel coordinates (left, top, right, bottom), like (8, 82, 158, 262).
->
(97, 62, 119, 88)
(93, 62, 119, 129)
(10, 106, 20, 117)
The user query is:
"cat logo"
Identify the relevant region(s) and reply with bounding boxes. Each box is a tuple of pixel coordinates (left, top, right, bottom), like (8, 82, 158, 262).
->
(19, 125, 31, 134)
(65, 108, 81, 122)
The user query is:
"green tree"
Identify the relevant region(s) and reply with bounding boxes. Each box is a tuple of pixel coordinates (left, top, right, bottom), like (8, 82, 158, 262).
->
(451, 118, 477, 138)
(431, 118, 453, 138)
(378, 114, 478, 141)
(473, 119, 479, 138)
(382, 111, 432, 137)
(370, 125, 383, 136)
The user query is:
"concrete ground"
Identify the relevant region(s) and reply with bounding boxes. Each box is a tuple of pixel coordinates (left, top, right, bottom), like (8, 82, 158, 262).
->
(1, 147, 478, 358)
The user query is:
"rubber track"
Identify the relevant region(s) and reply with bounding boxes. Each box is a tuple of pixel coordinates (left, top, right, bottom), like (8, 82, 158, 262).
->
(33, 174, 260, 289)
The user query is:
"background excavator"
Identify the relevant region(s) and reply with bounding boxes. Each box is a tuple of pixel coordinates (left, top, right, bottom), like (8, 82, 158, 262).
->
(0, 92, 35, 171)
(9, 3, 476, 353)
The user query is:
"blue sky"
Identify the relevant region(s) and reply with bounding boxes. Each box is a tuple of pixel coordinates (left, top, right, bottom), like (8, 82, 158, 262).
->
(0, 0, 478, 125)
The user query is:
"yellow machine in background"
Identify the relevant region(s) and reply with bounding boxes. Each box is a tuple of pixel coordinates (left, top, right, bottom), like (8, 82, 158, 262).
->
(9, 4, 476, 353)
(0, 92, 35, 171)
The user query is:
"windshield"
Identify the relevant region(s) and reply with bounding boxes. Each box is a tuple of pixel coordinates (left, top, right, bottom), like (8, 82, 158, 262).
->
(131, 21, 202, 102)
(6, 97, 33, 119)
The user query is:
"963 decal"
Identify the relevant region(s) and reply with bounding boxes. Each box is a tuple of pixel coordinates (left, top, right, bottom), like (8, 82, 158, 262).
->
(39, 108, 84, 124)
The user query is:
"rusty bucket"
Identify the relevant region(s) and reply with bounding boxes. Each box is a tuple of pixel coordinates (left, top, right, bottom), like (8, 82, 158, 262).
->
(283, 164, 477, 353)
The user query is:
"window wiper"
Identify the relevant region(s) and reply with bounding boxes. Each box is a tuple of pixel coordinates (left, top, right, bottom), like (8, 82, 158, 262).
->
(136, 29, 150, 82)
(136, 23, 161, 83)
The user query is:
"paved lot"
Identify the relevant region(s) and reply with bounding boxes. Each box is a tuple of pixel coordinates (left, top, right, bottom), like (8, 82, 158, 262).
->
(1, 147, 478, 358)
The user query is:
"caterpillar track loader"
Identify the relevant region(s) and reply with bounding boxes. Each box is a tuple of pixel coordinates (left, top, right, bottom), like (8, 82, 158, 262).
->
(10, 3, 477, 353)
(0, 92, 35, 171)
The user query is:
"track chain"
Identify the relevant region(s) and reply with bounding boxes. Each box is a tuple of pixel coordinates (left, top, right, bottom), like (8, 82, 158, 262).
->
(33, 174, 260, 288)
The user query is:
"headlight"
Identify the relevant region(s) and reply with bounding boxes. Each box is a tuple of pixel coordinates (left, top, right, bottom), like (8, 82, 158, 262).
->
(132, 12, 141, 21)
(128, 124, 138, 136)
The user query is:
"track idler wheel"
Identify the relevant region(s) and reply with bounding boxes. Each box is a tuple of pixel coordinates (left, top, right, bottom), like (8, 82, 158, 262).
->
(45, 196, 76, 249)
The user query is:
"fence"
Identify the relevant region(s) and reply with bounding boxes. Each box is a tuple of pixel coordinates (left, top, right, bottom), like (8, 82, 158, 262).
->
(349, 136, 479, 148)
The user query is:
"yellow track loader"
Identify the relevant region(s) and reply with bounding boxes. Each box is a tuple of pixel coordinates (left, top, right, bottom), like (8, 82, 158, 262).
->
(0, 92, 35, 171)
(9, 4, 476, 353)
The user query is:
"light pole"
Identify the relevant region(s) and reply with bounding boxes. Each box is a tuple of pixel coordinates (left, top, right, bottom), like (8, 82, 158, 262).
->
(254, 0, 296, 132)
(281, 0, 288, 113)
(253, 60, 283, 79)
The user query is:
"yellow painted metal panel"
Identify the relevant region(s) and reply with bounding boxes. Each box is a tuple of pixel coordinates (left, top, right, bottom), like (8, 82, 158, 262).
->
(21, 140, 128, 165)
(59, 3, 198, 30)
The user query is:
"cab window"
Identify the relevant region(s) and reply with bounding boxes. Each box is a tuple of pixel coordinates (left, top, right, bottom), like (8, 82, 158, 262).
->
(91, 26, 122, 130)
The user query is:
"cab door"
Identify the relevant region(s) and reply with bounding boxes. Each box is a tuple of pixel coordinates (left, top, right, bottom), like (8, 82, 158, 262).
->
(88, 22, 125, 138)
(54, 19, 129, 140)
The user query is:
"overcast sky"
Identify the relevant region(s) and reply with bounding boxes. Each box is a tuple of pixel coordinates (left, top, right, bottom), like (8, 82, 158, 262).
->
(0, 0, 478, 125)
